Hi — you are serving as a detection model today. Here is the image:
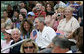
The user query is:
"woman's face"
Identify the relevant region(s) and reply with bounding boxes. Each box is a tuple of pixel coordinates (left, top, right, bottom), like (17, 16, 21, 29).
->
(24, 42, 35, 53)
(23, 22, 30, 32)
(19, 14, 23, 21)
(64, 9, 72, 18)
(12, 30, 20, 42)
(46, 4, 51, 12)
(57, 10, 64, 17)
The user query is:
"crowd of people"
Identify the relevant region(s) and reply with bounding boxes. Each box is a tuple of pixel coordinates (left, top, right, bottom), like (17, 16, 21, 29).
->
(1, 1, 83, 53)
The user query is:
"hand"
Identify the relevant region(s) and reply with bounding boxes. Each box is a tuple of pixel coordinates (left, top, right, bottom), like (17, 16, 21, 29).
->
(52, 13, 57, 19)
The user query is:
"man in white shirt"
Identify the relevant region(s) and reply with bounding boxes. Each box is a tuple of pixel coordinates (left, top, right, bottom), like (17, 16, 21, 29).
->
(34, 17, 56, 50)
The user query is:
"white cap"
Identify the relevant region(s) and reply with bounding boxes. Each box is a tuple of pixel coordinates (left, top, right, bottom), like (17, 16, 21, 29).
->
(5, 29, 12, 34)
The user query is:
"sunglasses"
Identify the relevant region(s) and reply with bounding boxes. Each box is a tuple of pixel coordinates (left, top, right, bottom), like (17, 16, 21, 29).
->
(23, 46, 34, 49)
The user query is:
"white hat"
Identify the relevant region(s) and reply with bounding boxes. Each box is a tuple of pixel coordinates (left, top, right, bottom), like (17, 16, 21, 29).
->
(5, 29, 12, 34)
(27, 12, 35, 16)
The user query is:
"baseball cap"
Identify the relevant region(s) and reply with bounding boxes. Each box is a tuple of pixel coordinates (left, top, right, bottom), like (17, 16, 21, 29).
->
(27, 12, 35, 16)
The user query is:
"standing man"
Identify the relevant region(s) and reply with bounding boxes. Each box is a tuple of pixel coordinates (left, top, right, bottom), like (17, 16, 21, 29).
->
(35, 17, 56, 50)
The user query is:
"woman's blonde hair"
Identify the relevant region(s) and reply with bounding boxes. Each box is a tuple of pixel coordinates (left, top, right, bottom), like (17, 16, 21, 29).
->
(57, 7, 65, 12)
(64, 6, 75, 12)
(20, 39, 38, 53)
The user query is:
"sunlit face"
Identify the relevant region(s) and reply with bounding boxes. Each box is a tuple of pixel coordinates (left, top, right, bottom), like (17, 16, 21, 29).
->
(64, 9, 72, 18)
(35, 19, 41, 30)
(12, 30, 20, 42)
(19, 14, 24, 21)
(23, 42, 35, 53)
(23, 22, 30, 32)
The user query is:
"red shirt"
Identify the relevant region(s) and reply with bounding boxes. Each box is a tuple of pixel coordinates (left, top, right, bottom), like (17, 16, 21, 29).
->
(34, 11, 46, 19)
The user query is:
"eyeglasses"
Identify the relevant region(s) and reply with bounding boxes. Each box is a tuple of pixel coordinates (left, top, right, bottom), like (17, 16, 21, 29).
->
(23, 46, 34, 49)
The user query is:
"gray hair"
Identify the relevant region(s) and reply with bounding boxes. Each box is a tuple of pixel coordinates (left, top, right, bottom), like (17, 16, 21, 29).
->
(35, 17, 46, 25)
(52, 36, 71, 49)
(11, 28, 21, 35)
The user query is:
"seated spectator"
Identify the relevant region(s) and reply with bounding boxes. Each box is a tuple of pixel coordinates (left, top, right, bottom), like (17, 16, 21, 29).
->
(51, 36, 75, 53)
(3, 9, 13, 28)
(57, 6, 80, 37)
(12, 10, 19, 28)
(20, 8, 27, 18)
(30, 19, 39, 41)
(6, 4, 13, 19)
(27, 12, 35, 22)
(33, 3, 46, 18)
(20, 39, 38, 53)
(1, 29, 13, 53)
(45, 3, 54, 15)
(20, 19, 33, 39)
(27, 1, 36, 12)
(9, 28, 22, 53)
(34, 17, 56, 50)
(16, 13, 25, 29)
(52, 7, 65, 31)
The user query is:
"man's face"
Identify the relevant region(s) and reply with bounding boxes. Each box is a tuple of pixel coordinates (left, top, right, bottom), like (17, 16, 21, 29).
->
(35, 19, 41, 30)
(12, 30, 20, 42)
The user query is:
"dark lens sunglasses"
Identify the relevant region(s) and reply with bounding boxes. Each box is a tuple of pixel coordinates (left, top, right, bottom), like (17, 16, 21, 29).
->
(24, 46, 34, 49)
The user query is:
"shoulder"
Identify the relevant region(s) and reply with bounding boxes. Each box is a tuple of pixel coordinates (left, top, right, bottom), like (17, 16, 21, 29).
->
(45, 26, 54, 30)
(71, 17, 78, 22)
(44, 26, 56, 33)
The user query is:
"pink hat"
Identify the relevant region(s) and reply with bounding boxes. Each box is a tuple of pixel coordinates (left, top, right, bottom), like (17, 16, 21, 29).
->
(5, 29, 12, 34)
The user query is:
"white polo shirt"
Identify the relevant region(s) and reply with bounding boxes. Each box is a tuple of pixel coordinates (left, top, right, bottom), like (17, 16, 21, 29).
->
(35, 26, 56, 48)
